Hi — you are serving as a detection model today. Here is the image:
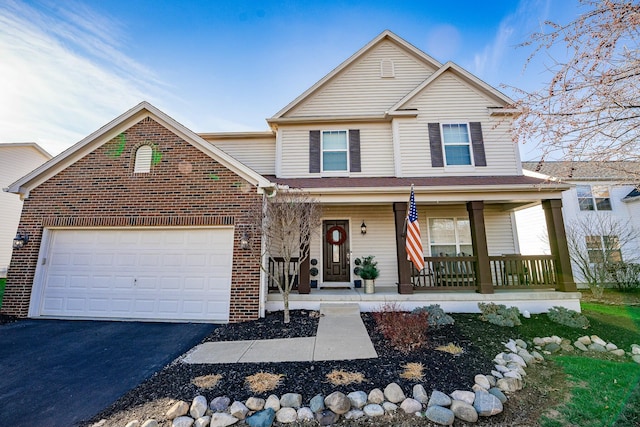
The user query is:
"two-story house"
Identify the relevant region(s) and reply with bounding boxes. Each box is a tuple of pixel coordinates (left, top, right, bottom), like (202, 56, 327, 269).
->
(517, 161, 640, 286)
(2, 31, 579, 323)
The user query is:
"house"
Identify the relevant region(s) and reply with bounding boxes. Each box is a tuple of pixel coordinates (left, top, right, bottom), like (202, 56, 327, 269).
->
(2, 31, 580, 324)
(0, 143, 52, 277)
(516, 161, 640, 286)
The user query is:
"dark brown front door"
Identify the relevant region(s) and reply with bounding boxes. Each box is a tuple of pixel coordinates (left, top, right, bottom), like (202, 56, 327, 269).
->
(323, 220, 350, 282)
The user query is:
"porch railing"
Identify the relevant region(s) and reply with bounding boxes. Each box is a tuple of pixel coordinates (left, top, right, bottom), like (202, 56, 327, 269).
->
(267, 257, 299, 292)
(412, 255, 557, 291)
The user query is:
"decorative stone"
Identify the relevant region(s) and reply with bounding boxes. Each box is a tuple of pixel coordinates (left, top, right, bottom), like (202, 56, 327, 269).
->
(297, 407, 314, 421)
(591, 335, 607, 346)
(172, 416, 195, 427)
(428, 390, 452, 407)
(210, 397, 231, 412)
(606, 343, 618, 351)
(505, 353, 527, 367)
(531, 350, 545, 361)
(229, 401, 248, 420)
(280, 393, 302, 409)
(545, 343, 561, 353)
(578, 336, 592, 345)
(194, 416, 211, 427)
(561, 344, 575, 352)
(486, 375, 497, 387)
(610, 349, 625, 357)
(518, 349, 535, 364)
(589, 343, 607, 352)
(504, 339, 518, 353)
(495, 364, 509, 373)
(209, 413, 238, 427)
(245, 408, 275, 427)
(141, 421, 159, 427)
(246, 397, 265, 411)
(347, 391, 367, 409)
(450, 390, 474, 405)
(474, 391, 503, 417)
(533, 337, 545, 346)
(384, 382, 406, 403)
(275, 407, 297, 423)
(507, 362, 526, 375)
(488, 387, 508, 403)
(472, 384, 487, 393)
(451, 400, 478, 423)
(515, 339, 527, 349)
(324, 391, 351, 414)
(632, 344, 640, 355)
(125, 421, 140, 427)
(400, 397, 422, 414)
(497, 377, 522, 392)
(310, 394, 325, 413)
(632, 354, 640, 364)
(413, 384, 429, 403)
(363, 404, 385, 417)
(314, 409, 339, 426)
(574, 341, 588, 351)
(522, 310, 531, 318)
(425, 405, 455, 426)
(344, 409, 365, 420)
(491, 370, 503, 379)
(367, 388, 384, 404)
(167, 401, 190, 419)
(474, 374, 491, 390)
(264, 395, 280, 412)
(382, 402, 397, 413)
(190, 396, 208, 419)
(551, 335, 562, 344)
(504, 370, 522, 380)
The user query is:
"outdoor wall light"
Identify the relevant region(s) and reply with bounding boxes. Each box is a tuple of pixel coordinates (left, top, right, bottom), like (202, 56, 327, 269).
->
(240, 232, 250, 250)
(361, 221, 367, 235)
(13, 231, 29, 250)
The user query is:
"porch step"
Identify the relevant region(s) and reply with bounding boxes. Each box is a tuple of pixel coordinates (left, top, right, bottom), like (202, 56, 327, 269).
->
(319, 303, 361, 316)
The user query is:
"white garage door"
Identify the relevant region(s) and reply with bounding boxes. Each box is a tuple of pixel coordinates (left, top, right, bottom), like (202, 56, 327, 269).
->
(34, 228, 234, 322)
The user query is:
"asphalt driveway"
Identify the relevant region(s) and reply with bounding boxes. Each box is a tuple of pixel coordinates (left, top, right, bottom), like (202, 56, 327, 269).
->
(0, 319, 217, 427)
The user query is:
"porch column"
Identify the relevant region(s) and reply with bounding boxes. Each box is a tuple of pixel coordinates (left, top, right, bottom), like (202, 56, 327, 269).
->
(298, 244, 311, 294)
(393, 202, 414, 294)
(542, 199, 577, 292)
(466, 201, 493, 294)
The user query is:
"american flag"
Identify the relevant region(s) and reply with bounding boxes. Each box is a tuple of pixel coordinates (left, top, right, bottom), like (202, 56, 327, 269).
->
(405, 185, 425, 271)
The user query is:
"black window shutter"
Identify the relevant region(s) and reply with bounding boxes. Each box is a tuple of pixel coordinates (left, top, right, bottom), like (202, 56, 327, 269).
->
(309, 130, 320, 173)
(349, 129, 361, 172)
(469, 122, 487, 167)
(428, 123, 444, 167)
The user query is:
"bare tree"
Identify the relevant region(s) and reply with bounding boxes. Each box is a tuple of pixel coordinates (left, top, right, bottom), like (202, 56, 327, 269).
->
(248, 189, 322, 323)
(565, 214, 640, 295)
(511, 0, 640, 175)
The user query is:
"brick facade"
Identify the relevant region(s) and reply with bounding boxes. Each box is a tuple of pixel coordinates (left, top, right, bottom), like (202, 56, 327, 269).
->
(1, 117, 263, 323)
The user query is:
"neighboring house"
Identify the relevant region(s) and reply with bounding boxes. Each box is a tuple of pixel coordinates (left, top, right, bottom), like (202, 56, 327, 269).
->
(516, 161, 640, 286)
(0, 143, 52, 277)
(2, 31, 580, 324)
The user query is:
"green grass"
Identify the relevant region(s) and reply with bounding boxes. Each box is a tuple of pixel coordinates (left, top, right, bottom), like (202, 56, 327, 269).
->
(0, 277, 5, 309)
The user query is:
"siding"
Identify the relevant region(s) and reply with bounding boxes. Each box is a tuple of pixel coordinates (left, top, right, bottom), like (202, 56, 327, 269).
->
(288, 40, 436, 117)
(208, 136, 276, 175)
(398, 73, 519, 177)
(279, 123, 395, 178)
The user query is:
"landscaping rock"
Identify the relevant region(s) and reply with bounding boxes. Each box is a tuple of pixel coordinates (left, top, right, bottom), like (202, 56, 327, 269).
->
(347, 391, 367, 409)
(428, 390, 452, 407)
(280, 393, 302, 409)
(633, 354, 640, 364)
(450, 400, 478, 423)
(141, 421, 158, 427)
(545, 342, 561, 353)
(515, 339, 527, 349)
(310, 394, 325, 413)
(344, 409, 365, 420)
(491, 370, 503, 379)
(591, 335, 607, 346)
(574, 341, 588, 351)
(246, 397, 265, 411)
(190, 396, 208, 419)
(194, 417, 211, 427)
(324, 391, 351, 414)
(400, 398, 422, 414)
(610, 349, 626, 357)
(632, 344, 640, 355)
(533, 337, 545, 346)
(167, 401, 190, 419)
(578, 336, 592, 345)
(425, 405, 455, 426)
(503, 370, 522, 380)
(504, 339, 518, 353)
(210, 397, 231, 412)
(474, 391, 503, 416)
(588, 343, 607, 352)
(474, 374, 491, 390)
(367, 388, 385, 404)
(486, 375, 497, 387)
(450, 390, 474, 404)
(472, 384, 487, 393)
(314, 410, 339, 426)
(413, 384, 429, 403)
(229, 401, 248, 420)
(606, 343, 618, 351)
(488, 387, 508, 404)
(384, 382, 406, 403)
(382, 402, 398, 413)
(275, 407, 297, 424)
(363, 404, 385, 417)
(497, 377, 522, 393)
(245, 408, 275, 427)
(505, 353, 527, 367)
(531, 350, 545, 361)
(265, 395, 280, 412)
(494, 364, 509, 373)
(210, 414, 238, 427)
(297, 407, 314, 421)
(561, 343, 575, 352)
(125, 421, 140, 427)
(172, 416, 194, 427)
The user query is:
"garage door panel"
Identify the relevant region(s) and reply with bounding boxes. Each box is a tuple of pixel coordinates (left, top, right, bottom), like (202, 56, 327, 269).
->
(38, 228, 234, 322)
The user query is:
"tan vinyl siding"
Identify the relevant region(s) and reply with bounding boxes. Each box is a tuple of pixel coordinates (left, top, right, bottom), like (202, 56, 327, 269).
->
(288, 40, 436, 117)
(207, 136, 276, 175)
(279, 124, 395, 178)
(399, 72, 519, 177)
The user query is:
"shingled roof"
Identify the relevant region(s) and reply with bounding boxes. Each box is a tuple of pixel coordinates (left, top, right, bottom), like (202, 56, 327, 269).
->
(522, 161, 640, 182)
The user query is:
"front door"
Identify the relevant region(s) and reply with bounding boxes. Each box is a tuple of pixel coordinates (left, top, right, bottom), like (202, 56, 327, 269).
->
(323, 220, 350, 282)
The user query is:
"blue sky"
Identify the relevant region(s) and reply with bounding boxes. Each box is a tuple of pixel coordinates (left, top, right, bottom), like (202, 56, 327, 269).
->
(0, 0, 582, 159)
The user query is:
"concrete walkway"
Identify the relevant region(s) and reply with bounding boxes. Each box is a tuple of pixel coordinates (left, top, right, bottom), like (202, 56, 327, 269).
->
(182, 303, 378, 364)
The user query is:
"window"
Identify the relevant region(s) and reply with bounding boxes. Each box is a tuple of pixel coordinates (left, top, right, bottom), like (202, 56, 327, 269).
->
(577, 185, 612, 211)
(322, 130, 348, 172)
(442, 124, 472, 166)
(428, 218, 473, 256)
(133, 145, 153, 173)
(586, 235, 622, 263)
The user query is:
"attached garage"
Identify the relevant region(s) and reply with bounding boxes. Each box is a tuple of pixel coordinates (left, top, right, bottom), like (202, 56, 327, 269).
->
(30, 228, 234, 322)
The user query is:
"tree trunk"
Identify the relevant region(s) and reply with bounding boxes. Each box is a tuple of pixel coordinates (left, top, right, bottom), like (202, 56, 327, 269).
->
(283, 291, 290, 323)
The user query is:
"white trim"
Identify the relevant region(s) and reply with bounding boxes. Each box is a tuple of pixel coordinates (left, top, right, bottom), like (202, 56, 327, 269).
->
(29, 228, 52, 318)
(510, 211, 521, 254)
(440, 122, 474, 167)
(275, 129, 283, 177)
(320, 130, 350, 176)
(426, 216, 472, 257)
(391, 119, 403, 177)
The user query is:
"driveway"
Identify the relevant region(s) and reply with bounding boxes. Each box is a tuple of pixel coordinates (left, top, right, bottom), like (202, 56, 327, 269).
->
(0, 319, 217, 427)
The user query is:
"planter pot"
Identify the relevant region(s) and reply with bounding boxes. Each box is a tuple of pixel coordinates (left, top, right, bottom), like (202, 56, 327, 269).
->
(310, 280, 318, 289)
(354, 279, 362, 288)
(364, 279, 375, 294)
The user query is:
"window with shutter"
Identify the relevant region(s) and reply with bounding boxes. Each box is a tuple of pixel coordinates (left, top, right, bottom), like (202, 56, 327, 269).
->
(133, 145, 153, 173)
(309, 130, 361, 174)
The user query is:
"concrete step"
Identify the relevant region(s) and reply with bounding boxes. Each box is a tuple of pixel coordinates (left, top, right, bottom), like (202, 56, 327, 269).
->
(319, 303, 361, 316)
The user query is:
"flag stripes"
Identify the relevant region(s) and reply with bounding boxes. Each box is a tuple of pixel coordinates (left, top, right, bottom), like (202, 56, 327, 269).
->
(406, 186, 425, 272)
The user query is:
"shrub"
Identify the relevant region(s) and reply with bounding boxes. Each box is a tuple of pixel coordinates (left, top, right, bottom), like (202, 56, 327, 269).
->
(412, 304, 455, 328)
(478, 302, 522, 327)
(608, 262, 640, 291)
(547, 306, 590, 329)
(373, 302, 429, 354)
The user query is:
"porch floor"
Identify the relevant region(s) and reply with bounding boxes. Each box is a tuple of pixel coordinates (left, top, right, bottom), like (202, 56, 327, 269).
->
(265, 286, 582, 314)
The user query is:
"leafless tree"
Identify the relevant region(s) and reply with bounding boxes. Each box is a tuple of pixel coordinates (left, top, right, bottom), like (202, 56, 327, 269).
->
(511, 0, 640, 176)
(565, 214, 640, 295)
(248, 189, 322, 323)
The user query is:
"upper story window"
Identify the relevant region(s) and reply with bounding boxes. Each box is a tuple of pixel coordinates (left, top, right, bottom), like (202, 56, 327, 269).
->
(586, 235, 622, 263)
(133, 145, 153, 173)
(442, 124, 472, 166)
(322, 130, 348, 172)
(428, 217, 473, 256)
(577, 185, 612, 211)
